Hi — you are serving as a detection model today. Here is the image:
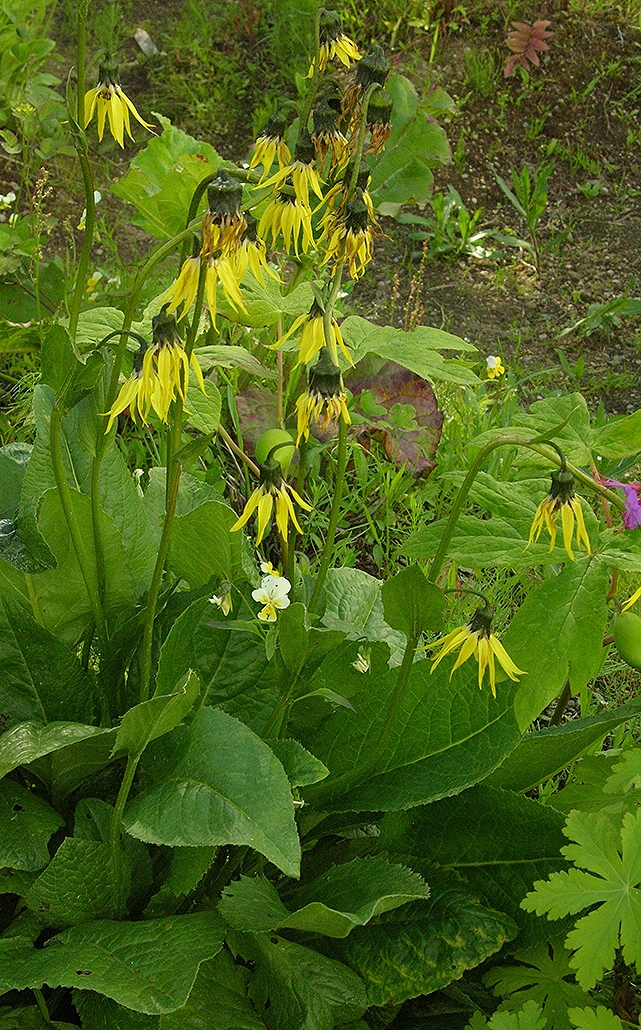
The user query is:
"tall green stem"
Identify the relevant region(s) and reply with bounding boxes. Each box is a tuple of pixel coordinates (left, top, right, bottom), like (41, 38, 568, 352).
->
(308, 415, 348, 613)
(68, 0, 93, 342)
(50, 407, 107, 648)
(297, 8, 322, 138)
(110, 752, 138, 907)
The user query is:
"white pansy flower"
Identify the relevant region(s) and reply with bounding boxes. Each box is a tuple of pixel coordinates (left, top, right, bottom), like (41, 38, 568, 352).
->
(252, 574, 291, 622)
(351, 651, 370, 673)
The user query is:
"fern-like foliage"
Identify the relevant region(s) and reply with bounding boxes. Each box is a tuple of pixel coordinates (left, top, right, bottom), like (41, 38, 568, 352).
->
(521, 809, 641, 990)
(504, 20, 552, 77)
(569, 1007, 624, 1030)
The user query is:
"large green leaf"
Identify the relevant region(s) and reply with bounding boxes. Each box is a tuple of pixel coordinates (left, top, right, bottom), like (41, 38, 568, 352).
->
(329, 873, 515, 1007)
(123, 707, 301, 877)
(0, 912, 225, 1014)
(368, 75, 453, 216)
(343, 316, 477, 387)
(168, 499, 247, 589)
(73, 949, 267, 1029)
(0, 1006, 77, 1029)
(379, 784, 569, 948)
(503, 558, 610, 731)
(220, 857, 430, 937)
(300, 658, 521, 812)
(549, 748, 641, 821)
(230, 931, 367, 1030)
(381, 565, 445, 637)
(0, 721, 109, 779)
(0, 779, 63, 871)
(26, 838, 124, 927)
(486, 699, 641, 794)
(472, 394, 593, 467)
(592, 409, 641, 460)
(321, 567, 406, 666)
(0, 595, 95, 725)
(218, 273, 315, 329)
(29, 728, 118, 806)
(265, 739, 329, 787)
(110, 115, 226, 239)
(39, 325, 105, 415)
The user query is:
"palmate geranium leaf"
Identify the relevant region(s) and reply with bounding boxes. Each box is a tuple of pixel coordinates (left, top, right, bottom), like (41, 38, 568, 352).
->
(467, 999, 546, 1030)
(568, 1008, 624, 1030)
(521, 809, 641, 989)
(484, 938, 595, 1030)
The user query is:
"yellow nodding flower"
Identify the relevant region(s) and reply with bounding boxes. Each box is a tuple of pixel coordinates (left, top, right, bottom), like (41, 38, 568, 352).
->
(260, 160, 324, 208)
(323, 190, 375, 279)
(527, 469, 591, 561)
(421, 605, 525, 698)
(84, 59, 153, 147)
(249, 111, 291, 181)
(295, 348, 351, 444)
(229, 214, 280, 289)
(258, 191, 315, 258)
(275, 301, 352, 367)
(105, 311, 205, 431)
(161, 256, 201, 321)
(231, 476, 312, 546)
(308, 34, 361, 76)
(204, 255, 248, 329)
(622, 586, 641, 612)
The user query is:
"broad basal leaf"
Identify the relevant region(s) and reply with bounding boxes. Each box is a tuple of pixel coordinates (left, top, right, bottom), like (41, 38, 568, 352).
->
(123, 707, 300, 877)
(0, 721, 109, 779)
(321, 567, 406, 666)
(26, 838, 124, 927)
(379, 784, 569, 948)
(0, 912, 225, 1014)
(113, 671, 200, 759)
(521, 808, 641, 989)
(167, 499, 247, 589)
(220, 857, 430, 937)
(229, 931, 367, 1030)
(342, 315, 477, 387)
(330, 872, 515, 1006)
(0, 779, 63, 871)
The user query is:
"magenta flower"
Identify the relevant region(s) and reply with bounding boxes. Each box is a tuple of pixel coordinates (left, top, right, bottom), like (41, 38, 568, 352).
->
(603, 478, 641, 530)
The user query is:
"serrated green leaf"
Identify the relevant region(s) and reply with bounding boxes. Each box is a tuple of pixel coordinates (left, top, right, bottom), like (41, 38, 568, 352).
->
(218, 273, 314, 329)
(113, 671, 200, 759)
(220, 857, 430, 937)
(230, 931, 367, 1030)
(486, 699, 641, 794)
(521, 809, 641, 989)
(0, 780, 63, 871)
(502, 558, 610, 732)
(145, 846, 216, 918)
(26, 838, 124, 926)
(321, 567, 407, 666)
(184, 379, 221, 435)
(123, 707, 300, 877)
(343, 315, 477, 387)
(30, 728, 118, 806)
(0, 722, 108, 779)
(331, 872, 515, 1007)
(568, 1007, 624, 1030)
(381, 565, 445, 637)
(265, 739, 329, 787)
(484, 939, 595, 1030)
(0, 912, 226, 1014)
(380, 784, 569, 948)
(591, 409, 641, 460)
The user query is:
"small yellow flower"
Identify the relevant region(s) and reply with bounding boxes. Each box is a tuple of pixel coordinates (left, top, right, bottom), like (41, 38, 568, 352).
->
(276, 300, 352, 367)
(421, 605, 525, 697)
(84, 58, 153, 147)
(295, 348, 351, 444)
(486, 355, 505, 379)
(258, 190, 315, 257)
(323, 190, 374, 279)
(231, 475, 312, 545)
(527, 469, 591, 561)
(209, 587, 232, 616)
(308, 11, 360, 75)
(249, 111, 292, 182)
(230, 214, 280, 289)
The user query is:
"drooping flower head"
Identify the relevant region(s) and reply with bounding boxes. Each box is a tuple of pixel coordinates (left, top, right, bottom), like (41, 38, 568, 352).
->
(324, 189, 375, 279)
(105, 309, 205, 431)
(230, 213, 280, 288)
(343, 44, 389, 120)
(84, 56, 153, 147)
(258, 185, 316, 257)
(260, 130, 324, 208)
(527, 467, 591, 561)
(230, 455, 312, 545)
(364, 84, 393, 154)
(602, 478, 641, 531)
(252, 574, 292, 622)
(421, 604, 526, 697)
(295, 347, 351, 444)
(276, 299, 352, 367)
(486, 355, 505, 379)
(202, 170, 246, 255)
(249, 110, 292, 182)
(309, 9, 360, 76)
(312, 95, 349, 167)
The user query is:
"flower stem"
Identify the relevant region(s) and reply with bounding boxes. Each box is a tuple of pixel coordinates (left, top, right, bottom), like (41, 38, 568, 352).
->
(308, 415, 348, 613)
(297, 8, 322, 137)
(68, 0, 93, 343)
(218, 424, 260, 476)
(109, 752, 139, 909)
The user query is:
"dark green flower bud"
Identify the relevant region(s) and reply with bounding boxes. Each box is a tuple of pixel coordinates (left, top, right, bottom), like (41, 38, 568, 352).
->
(468, 604, 494, 639)
(207, 169, 243, 218)
(355, 45, 389, 88)
(263, 109, 289, 141)
(342, 157, 371, 192)
(152, 307, 180, 347)
(345, 190, 370, 232)
(309, 347, 343, 398)
(549, 468, 576, 503)
(294, 128, 316, 166)
(367, 85, 393, 126)
(98, 55, 119, 85)
(313, 97, 340, 136)
(319, 9, 344, 44)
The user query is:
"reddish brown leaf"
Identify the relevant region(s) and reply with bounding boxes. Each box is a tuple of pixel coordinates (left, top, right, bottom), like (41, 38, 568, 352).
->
(504, 19, 552, 77)
(348, 362, 443, 476)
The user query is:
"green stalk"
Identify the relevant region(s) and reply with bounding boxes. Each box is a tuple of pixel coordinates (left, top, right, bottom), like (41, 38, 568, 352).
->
(308, 415, 348, 613)
(68, 0, 93, 342)
(50, 406, 107, 648)
(297, 7, 323, 138)
(109, 752, 138, 906)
